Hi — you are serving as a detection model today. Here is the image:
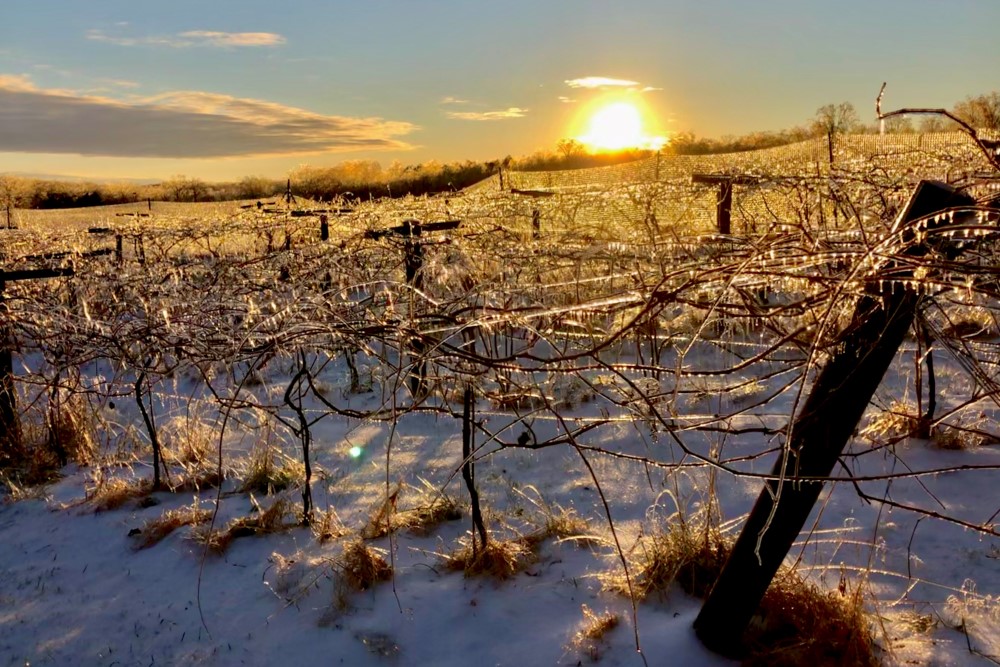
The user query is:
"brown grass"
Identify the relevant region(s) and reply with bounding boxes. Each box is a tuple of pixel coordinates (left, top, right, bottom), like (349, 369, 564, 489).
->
(311, 507, 349, 544)
(47, 393, 98, 466)
(443, 533, 538, 579)
(361, 481, 462, 539)
(602, 512, 881, 667)
(237, 443, 305, 495)
(86, 473, 153, 512)
(190, 495, 299, 554)
(337, 539, 393, 591)
(519, 494, 596, 549)
(568, 604, 621, 662)
(132, 503, 212, 550)
(860, 402, 921, 446)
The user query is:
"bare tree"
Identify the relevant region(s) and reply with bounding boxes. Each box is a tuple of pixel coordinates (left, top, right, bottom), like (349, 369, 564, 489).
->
(812, 102, 861, 163)
(952, 91, 1000, 131)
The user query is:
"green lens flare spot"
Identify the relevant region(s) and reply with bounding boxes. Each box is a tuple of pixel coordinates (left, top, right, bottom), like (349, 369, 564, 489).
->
(349, 446, 364, 459)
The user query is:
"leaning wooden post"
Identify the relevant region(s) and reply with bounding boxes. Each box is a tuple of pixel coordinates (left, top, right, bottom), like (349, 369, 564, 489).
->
(694, 180, 975, 656)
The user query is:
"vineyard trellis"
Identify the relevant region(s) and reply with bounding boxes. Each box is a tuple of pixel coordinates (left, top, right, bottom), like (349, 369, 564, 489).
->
(3, 128, 1000, 661)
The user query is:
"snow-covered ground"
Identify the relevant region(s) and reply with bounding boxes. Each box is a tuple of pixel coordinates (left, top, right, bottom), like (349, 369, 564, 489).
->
(2, 338, 1000, 667)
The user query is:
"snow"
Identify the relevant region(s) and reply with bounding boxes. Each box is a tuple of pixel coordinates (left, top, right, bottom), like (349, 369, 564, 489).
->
(2, 340, 1000, 667)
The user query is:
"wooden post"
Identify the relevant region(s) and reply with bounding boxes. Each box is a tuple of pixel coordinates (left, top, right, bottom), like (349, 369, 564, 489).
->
(364, 219, 460, 399)
(115, 235, 123, 265)
(0, 277, 19, 462)
(531, 209, 541, 240)
(403, 221, 426, 397)
(320, 214, 329, 241)
(692, 174, 758, 235)
(693, 181, 976, 656)
(717, 180, 732, 235)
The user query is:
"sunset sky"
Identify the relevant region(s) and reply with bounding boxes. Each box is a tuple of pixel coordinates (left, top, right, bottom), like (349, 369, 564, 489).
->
(2, 0, 997, 182)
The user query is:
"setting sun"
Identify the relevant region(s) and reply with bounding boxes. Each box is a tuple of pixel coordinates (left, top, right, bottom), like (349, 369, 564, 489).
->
(577, 101, 666, 151)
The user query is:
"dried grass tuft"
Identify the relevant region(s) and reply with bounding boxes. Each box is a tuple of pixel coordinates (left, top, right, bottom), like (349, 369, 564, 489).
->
(132, 502, 211, 550)
(602, 511, 881, 667)
(1, 474, 50, 503)
(311, 507, 349, 544)
(744, 573, 881, 667)
(443, 533, 537, 580)
(161, 411, 217, 470)
(47, 393, 98, 466)
(237, 443, 305, 495)
(516, 488, 597, 549)
(86, 472, 153, 512)
(601, 511, 729, 600)
(361, 480, 462, 539)
(337, 539, 393, 592)
(859, 402, 921, 445)
(568, 604, 621, 662)
(190, 495, 299, 554)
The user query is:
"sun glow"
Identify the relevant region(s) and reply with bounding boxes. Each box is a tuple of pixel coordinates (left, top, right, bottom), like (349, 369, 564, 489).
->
(577, 101, 666, 151)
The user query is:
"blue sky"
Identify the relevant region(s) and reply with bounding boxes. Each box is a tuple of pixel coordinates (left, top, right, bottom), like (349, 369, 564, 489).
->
(1, 0, 997, 181)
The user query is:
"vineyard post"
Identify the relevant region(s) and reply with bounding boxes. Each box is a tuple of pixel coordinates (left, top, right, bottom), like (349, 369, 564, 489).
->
(532, 209, 540, 239)
(693, 180, 975, 656)
(320, 214, 329, 241)
(115, 235, 123, 265)
(403, 221, 426, 397)
(0, 276, 17, 459)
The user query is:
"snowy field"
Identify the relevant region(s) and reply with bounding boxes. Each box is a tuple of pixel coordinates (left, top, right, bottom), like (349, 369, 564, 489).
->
(2, 337, 999, 667)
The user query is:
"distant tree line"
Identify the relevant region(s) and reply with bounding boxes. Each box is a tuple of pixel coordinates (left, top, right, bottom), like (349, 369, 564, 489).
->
(2, 91, 997, 210)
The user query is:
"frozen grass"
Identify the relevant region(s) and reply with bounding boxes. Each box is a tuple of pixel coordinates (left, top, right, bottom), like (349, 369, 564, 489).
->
(443, 533, 538, 580)
(567, 604, 621, 662)
(84, 471, 153, 512)
(190, 495, 300, 554)
(360, 480, 462, 539)
(602, 510, 881, 667)
(237, 442, 305, 496)
(131, 502, 212, 550)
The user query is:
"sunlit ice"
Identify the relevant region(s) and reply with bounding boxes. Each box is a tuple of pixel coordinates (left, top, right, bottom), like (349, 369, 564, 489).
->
(575, 99, 667, 152)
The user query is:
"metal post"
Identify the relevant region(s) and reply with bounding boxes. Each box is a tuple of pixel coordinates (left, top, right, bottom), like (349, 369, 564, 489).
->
(694, 181, 975, 656)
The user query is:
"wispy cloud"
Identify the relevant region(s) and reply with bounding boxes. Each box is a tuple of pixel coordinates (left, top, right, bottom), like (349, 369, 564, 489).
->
(558, 96, 576, 104)
(446, 107, 528, 121)
(564, 77, 661, 94)
(440, 96, 472, 105)
(565, 77, 639, 89)
(86, 29, 286, 48)
(0, 76, 415, 158)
